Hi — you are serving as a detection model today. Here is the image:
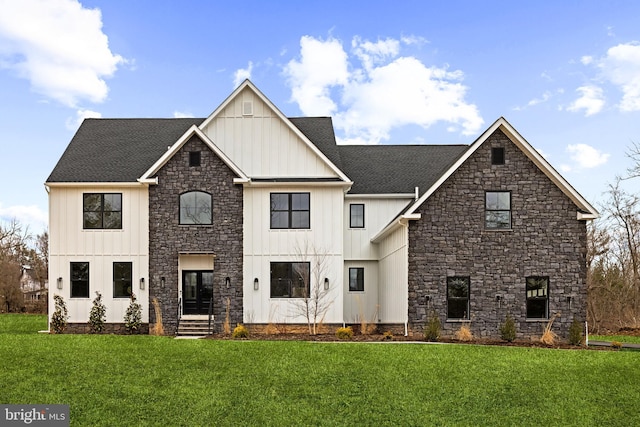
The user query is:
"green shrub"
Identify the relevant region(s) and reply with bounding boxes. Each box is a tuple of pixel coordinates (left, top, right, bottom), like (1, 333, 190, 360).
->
(499, 314, 517, 342)
(124, 293, 142, 334)
(335, 326, 353, 340)
(232, 324, 249, 339)
(568, 317, 583, 346)
(50, 294, 68, 334)
(424, 312, 441, 342)
(88, 291, 106, 333)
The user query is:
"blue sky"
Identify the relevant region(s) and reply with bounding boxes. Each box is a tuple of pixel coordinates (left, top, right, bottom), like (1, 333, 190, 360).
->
(1, 0, 640, 235)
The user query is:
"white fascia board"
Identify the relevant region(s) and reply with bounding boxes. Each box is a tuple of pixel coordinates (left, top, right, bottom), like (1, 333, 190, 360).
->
(45, 182, 146, 188)
(404, 117, 599, 219)
(139, 125, 249, 182)
(244, 180, 353, 188)
(370, 213, 421, 243)
(199, 79, 352, 184)
(577, 212, 598, 221)
(345, 193, 415, 199)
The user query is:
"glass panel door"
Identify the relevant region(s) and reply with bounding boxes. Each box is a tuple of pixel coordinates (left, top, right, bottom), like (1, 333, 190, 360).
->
(182, 270, 214, 315)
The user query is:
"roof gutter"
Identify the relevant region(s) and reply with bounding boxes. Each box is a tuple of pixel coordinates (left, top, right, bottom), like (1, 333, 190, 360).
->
(371, 213, 421, 243)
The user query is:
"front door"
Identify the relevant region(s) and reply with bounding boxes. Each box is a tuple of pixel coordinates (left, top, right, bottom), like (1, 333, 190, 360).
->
(182, 270, 213, 315)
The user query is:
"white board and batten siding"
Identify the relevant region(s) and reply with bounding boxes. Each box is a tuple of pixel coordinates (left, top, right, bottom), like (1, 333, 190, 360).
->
(243, 186, 345, 324)
(343, 197, 412, 323)
(201, 87, 337, 179)
(377, 225, 409, 324)
(48, 186, 149, 323)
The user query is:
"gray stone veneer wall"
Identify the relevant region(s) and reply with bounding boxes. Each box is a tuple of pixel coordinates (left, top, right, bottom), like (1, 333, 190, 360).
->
(149, 135, 243, 335)
(408, 129, 588, 339)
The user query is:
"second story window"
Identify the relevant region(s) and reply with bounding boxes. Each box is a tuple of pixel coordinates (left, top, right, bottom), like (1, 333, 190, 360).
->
(485, 191, 511, 229)
(83, 193, 122, 229)
(270, 193, 310, 229)
(350, 204, 364, 228)
(180, 191, 212, 225)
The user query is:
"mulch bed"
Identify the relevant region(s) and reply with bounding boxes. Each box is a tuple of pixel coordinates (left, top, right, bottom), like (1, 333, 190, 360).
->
(205, 332, 597, 350)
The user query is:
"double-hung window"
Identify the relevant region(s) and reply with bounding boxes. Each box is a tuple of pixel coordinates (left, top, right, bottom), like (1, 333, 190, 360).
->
(270, 193, 310, 229)
(350, 204, 364, 228)
(447, 276, 470, 319)
(83, 193, 122, 229)
(113, 262, 133, 298)
(70, 262, 89, 298)
(526, 276, 549, 319)
(349, 267, 364, 292)
(485, 191, 511, 229)
(270, 262, 310, 298)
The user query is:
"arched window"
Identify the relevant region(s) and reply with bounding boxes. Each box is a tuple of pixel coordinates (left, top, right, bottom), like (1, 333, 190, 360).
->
(179, 191, 212, 225)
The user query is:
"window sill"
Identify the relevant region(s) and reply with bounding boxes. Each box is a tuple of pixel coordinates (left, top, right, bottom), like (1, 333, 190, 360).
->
(483, 228, 513, 232)
(525, 318, 549, 322)
(446, 319, 471, 323)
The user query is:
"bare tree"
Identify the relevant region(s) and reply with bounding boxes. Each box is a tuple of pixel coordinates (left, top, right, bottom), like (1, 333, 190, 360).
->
(0, 220, 31, 312)
(291, 241, 335, 335)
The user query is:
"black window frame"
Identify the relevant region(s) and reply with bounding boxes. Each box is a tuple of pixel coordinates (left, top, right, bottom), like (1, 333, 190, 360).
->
(526, 276, 549, 319)
(270, 262, 310, 298)
(491, 147, 505, 165)
(179, 190, 213, 225)
(348, 267, 364, 292)
(447, 276, 470, 320)
(70, 262, 89, 298)
(270, 193, 310, 229)
(189, 151, 201, 167)
(350, 204, 365, 228)
(83, 193, 122, 230)
(485, 191, 511, 229)
(113, 262, 133, 299)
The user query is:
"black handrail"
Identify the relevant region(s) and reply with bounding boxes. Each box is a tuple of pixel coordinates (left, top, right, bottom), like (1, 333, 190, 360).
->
(176, 297, 182, 335)
(207, 298, 213, 335)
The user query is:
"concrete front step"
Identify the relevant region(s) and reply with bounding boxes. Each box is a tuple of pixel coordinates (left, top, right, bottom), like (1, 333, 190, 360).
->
(177, 320, 214, 336)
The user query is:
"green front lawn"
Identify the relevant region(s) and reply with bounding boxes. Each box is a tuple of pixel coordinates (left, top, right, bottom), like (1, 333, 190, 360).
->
(591, 334, 640, 344)
(1, 314, 639, 426)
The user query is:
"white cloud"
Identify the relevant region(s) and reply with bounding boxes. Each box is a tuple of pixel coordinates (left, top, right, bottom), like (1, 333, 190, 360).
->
(284, 35, 483, 144)
(173, 111, 194, 118)
(598, 42, 640, 111)
(0, 0, 124, 107)
(566, 143, 609, 169)
(65, 108, 102, 130)
(233, 61, 253, 87)
(581, 55, 594, 65)
(0, 203, 48, 233)
(284, 36, 349, 116)
(567, 85, 605, 116)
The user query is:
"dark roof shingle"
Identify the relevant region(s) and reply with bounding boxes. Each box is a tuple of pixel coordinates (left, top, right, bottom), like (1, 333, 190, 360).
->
(47, 116, 468, 195)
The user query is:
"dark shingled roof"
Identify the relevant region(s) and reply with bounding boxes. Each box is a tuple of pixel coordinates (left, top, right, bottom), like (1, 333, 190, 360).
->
(46, 118, 204, 182)
(47, 116, 469, 195)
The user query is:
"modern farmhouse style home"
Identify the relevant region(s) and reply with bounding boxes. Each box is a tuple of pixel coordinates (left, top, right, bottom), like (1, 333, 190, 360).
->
(46, 80, 598, 338)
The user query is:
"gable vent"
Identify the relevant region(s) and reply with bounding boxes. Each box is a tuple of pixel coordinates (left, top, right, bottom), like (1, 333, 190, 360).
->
(242, 101, 253, 116)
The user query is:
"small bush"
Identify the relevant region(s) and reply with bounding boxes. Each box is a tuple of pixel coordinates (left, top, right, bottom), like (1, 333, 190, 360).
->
(611, 341, 623, 350)
(568, 317, 583, 346)
(50, 294, 68, 334)
(124, 293, 142, 334)
(88, 291, 106, 333)
(455, 324, 473, 342)
(232, 324, 249, 339)
(499, 314, 517, 342)
(335, 326, 353, 340)
(382, 330, 393, 341)
(424, 312, 441, 342)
